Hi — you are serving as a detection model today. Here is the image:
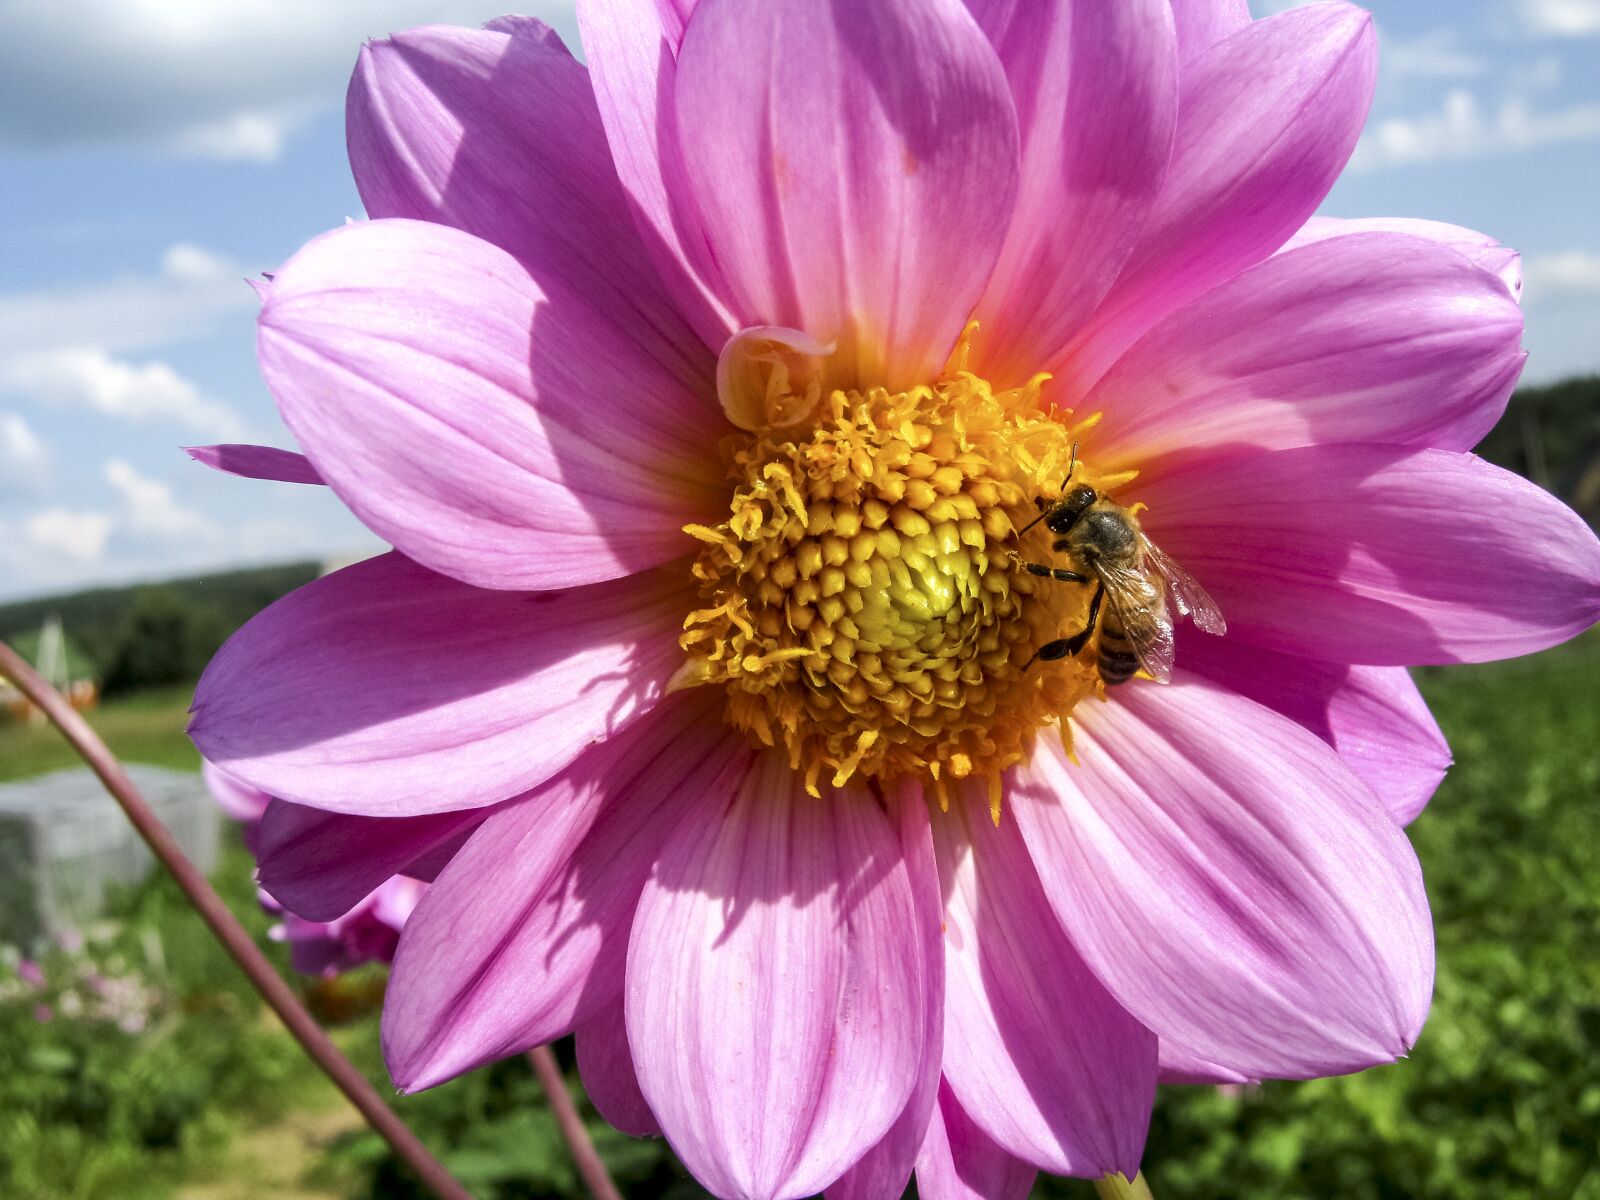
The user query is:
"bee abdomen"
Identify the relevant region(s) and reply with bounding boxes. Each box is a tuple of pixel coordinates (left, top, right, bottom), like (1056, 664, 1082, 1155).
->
(1097, 618, 1141, 686)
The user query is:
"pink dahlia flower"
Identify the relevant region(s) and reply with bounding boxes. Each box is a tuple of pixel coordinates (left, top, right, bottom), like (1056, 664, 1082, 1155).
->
(189, 2, 1600, 1196)
(203, 761, 426, 976)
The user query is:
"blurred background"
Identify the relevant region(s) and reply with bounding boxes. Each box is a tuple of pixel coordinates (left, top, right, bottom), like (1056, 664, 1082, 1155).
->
(1, 1, 1597, 1198)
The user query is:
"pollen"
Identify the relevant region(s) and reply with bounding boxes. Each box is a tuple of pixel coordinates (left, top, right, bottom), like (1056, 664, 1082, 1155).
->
(677, 333, 1125, 805)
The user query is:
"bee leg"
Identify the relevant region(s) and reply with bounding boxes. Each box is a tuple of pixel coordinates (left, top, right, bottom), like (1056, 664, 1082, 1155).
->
(1060, 584, 1105, 656)
(1026, 583, 1104, 670)
(1011, 557, 1090, 584)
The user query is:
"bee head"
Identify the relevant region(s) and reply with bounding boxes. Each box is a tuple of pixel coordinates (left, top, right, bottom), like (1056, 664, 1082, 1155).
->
(1045, 483, 1098, 534)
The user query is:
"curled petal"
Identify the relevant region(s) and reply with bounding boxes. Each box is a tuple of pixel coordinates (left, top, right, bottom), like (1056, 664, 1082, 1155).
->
(672, 0, 1020, 389)
(718, 326, 834, 432)
(258, 218, 724, 591)
(628, 756, 933, 1200)
(185, 444, 324, 486)
(1014, 676, 1435, 1080)
(190, 552, 691, 815)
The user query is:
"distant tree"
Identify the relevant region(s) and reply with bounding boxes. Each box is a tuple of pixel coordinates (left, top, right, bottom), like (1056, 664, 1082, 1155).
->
(1475, 375, 1600, 525)
(100, 589, 208, 696)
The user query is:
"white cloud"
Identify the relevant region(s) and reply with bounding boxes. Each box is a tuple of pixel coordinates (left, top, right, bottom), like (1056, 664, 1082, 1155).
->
(1353, 87, 1600, 169)
(1524, 251, 1600, 296)
(167, 109, 303, 162)
(24, 509, 115, 564)
(0, 242, 259, 358)
(1, 412, 47, 472)
(0, 1, 578, 160)
(1521, 0, 1600, 36)
(1, 348, 245, 438)
(1381, 29, 1487, 80)
(105, 459, 221, 543)
(158, 242, 239, 285)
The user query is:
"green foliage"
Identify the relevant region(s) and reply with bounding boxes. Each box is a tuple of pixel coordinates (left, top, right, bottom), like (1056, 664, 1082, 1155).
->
(319, 1042, 702, 1200)
(0, 841, 311, 1200)
(99, 588, 230, 697)
(0, 560, 319, 684)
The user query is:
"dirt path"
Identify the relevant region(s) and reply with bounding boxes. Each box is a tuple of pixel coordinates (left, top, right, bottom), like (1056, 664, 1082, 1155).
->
(175, 1097, 366, 1200)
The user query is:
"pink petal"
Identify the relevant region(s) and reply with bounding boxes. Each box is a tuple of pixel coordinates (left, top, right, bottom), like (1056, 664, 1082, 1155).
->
(1157, 1041, 1254, 1087)
(1087, 232, 1526, 465)
(627, 756, 933, 1200)
(258, 218, 724, 591)
(1179, 634, 1450, 826)
(576, 0, 733, 351)
(190, 551, 691, 815)
(914, 1081, 1037, 1200)
(348, 23, 714, 398)
(255, 800, 490, 922)
(384, 694, 744, 1091)
(480, 14, 572, 52)
(185, 444, 324, 485)
(933, 784, 1155, 1178)
(202, 760, 270, 823)
(401, 828, 474, 882)
(826, 784, 945, 1200)
(1061, 3, 1376, 391)
(1172, 0, 1251, 63)
(964, 0, 1177, 385)
(1013, 676, 1434, 1080)
(575, 999, 661, 1137)
(1139, 445, 1600, 665)
(671, 0, 1019, 389)
(1282, 215, 1523, 304)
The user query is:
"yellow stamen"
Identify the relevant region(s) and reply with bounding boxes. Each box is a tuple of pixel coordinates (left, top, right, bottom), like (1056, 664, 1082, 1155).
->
(677, 333, 1116, 807)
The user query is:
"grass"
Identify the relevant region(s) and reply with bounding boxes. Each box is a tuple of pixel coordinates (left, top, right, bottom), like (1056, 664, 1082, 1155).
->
(0, 686, 199, 784)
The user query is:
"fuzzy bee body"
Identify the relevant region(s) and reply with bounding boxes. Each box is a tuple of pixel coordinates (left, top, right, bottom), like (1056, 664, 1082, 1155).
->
(1013, 478, 1226, 685)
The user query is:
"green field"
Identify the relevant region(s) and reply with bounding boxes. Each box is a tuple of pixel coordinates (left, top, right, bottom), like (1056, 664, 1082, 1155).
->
(0, 686, 200, 783)
(2, 638, 1597, 1199)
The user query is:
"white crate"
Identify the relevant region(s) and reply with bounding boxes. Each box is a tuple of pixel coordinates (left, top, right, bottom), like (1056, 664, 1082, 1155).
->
(0, 766, 220, 949)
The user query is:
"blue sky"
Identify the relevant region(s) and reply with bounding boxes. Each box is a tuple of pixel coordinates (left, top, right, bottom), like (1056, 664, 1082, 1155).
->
(0, 0, 1596, 602)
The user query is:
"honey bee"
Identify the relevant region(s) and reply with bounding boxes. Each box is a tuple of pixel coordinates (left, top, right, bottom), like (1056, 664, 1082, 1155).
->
(1011, 454, 1226, 685)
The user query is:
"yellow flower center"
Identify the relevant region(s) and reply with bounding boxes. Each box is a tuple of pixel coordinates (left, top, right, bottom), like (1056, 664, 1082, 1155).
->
(677, 333, 1132, 814)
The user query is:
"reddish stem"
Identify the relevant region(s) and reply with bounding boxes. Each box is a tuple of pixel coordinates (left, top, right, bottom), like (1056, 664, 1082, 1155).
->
(527, 1046, 624, 1200)
(0, 641, 473, 1200)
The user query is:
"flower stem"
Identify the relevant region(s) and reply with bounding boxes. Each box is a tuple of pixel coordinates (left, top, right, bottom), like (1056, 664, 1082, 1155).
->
(1095, 1172, 1156, 1200)
(526, 1046, 623, 1200)
(0, 641, 473, 1200)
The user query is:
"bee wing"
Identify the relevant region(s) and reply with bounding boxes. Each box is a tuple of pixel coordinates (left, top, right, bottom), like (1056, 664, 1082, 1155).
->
(1096, 559, 1176, 684)
(1142, 539, 1227, 636)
